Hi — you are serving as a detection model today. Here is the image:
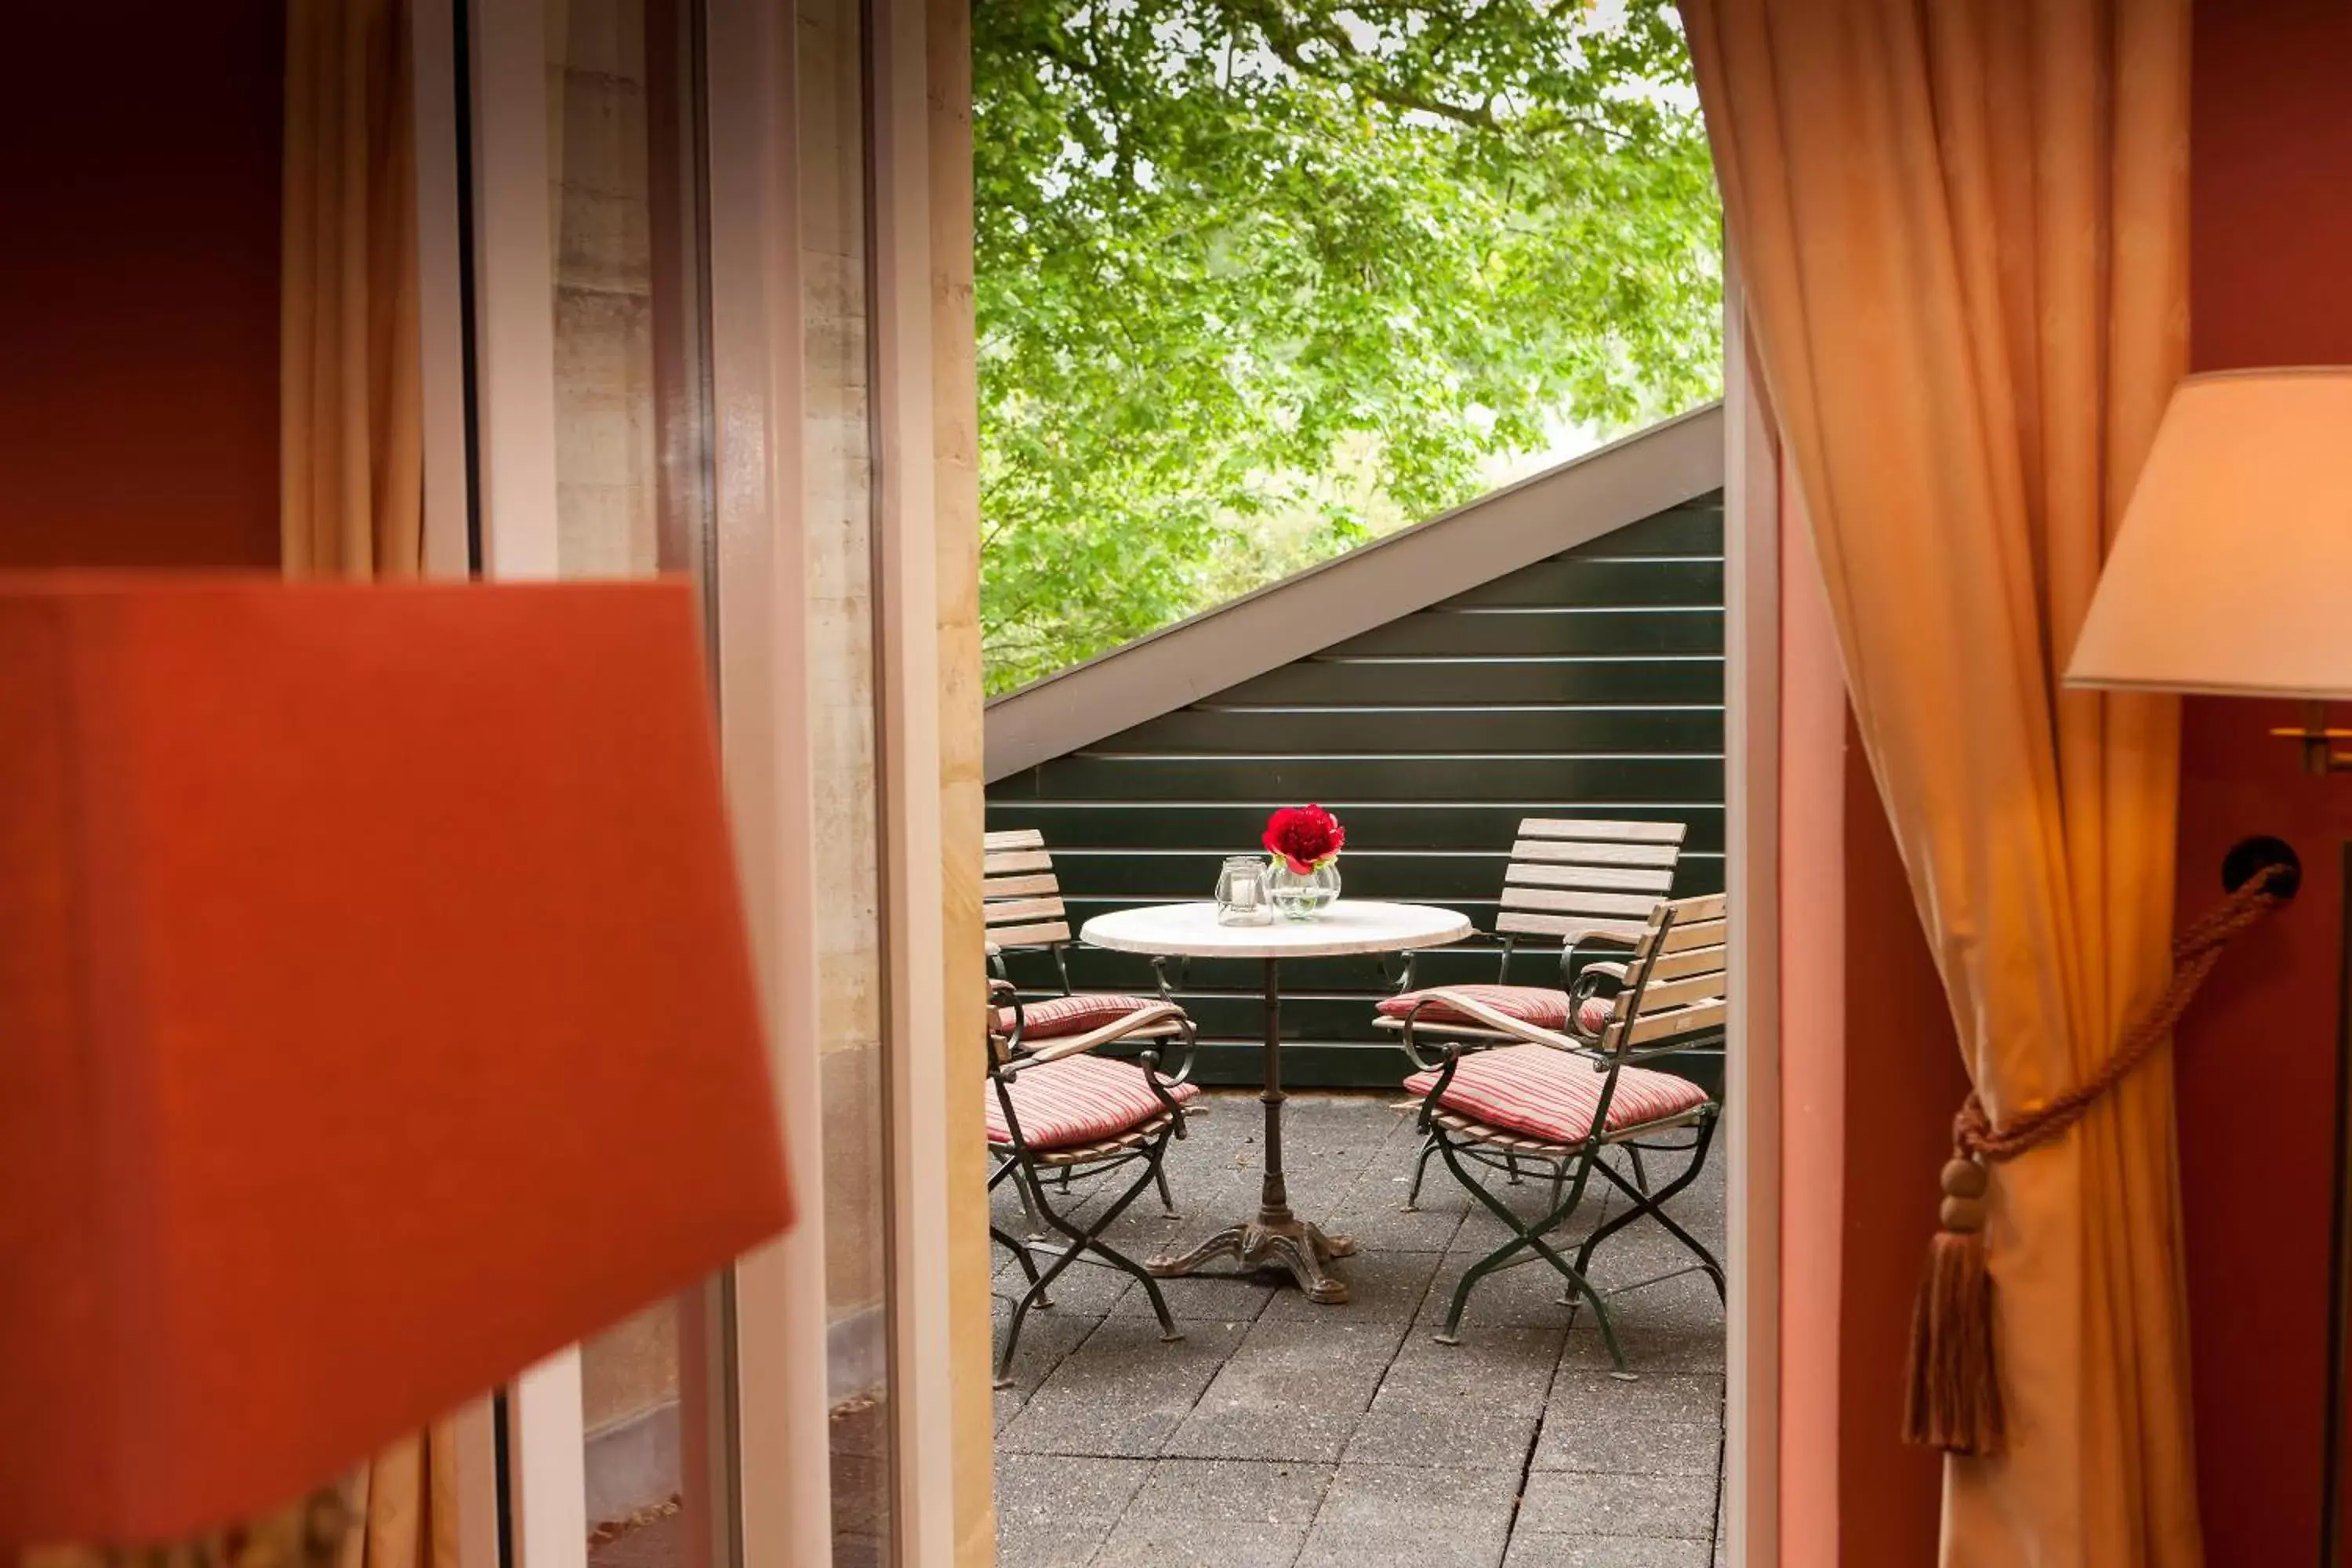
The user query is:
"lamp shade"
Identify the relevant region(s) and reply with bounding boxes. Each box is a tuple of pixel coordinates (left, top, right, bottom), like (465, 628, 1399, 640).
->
(0, 575, 789, 1546)
(2067, 367, 2352, 697)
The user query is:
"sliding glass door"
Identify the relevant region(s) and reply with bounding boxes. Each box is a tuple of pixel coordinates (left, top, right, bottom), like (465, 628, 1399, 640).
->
(448, 1, 977, 1564)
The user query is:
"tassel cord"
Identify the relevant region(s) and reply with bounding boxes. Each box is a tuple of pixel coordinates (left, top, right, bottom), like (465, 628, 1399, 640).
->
(1902, 862, 2292, 1456)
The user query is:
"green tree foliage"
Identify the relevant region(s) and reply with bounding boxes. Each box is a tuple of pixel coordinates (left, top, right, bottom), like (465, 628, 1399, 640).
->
(977, 1, 1722, 693)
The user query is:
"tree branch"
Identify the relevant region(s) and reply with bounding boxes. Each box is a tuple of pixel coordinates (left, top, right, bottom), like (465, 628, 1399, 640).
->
(1219, 0, 1500, 128)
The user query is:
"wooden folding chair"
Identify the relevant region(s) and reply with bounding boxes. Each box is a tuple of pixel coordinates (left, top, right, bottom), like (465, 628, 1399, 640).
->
(985, 978, 1200, 1385)
(1397, 894, 1726, 1370)
(984, 826, 1190, 1223)
(1374, 817, 1687, 1208)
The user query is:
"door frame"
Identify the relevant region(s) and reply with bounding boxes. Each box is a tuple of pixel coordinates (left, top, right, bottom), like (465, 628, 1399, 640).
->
(703, 1, 982, 1565)
(1722, 258, 1784, 1568)
(441, 7, 1785, 1567)
(701, 0, 837, 1562)
(429, 6, 589, 1568)
(442, 1, 986, 1564)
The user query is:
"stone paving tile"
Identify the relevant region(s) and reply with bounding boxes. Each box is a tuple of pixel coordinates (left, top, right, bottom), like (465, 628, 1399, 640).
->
(1166, 1315, 1408, 1462)
(994, 1311, 1105, 1432)
(1546, 1370, 1725, 1428)
(1534, 1417, 1720, 1477)
(993, 1247, 1136, 1318)
(1502, 1535, 1712, 1568)
(1330, 1199, 1474, 1256)
(996, 1454, 1151, 1567)
(1575, 1220, 1726, 1297)
(1558, 1320, 1725, 1377)
(1417, 1247, 1596, 1337)
(997, 1316, 1250, 1458)
(1592, 1266, 1726, 1326)
(1324, 1139, 1476, 1254)
(993, 1093, 1730, 1566)
(1090, 1458, 1333, 1568)
(1294, 1462, 1519, 1568)
(1515, 1471, 1717, 1541)
(1053, 1095, 1381, 1248)
(1105, 1268, 1276, 1325)
(1279, 1093, 1415, 1163)
(1101, 1200, 1254, 1257)
(1262, 1245, 1440, 1323)
(1343, 1325, 1563, 1468)
(1087, 1204, 1202, 1252)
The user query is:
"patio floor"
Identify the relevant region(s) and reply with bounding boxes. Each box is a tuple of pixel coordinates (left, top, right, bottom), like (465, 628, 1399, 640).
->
(992, 1090, 1729, 1568)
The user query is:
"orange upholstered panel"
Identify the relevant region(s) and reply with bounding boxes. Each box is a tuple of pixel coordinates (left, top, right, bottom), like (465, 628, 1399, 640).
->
(0, 574, 789, 1546)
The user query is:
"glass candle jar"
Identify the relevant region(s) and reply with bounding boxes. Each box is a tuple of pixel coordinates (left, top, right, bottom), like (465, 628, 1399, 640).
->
(1215, 854, 1274, 925)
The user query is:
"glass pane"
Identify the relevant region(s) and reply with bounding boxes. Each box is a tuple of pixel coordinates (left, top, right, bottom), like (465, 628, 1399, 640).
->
(544, 2, 715, 1565)
(797, 0, 897, 1559)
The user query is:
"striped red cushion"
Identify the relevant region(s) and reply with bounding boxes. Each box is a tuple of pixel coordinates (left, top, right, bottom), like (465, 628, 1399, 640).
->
(1379, 984, 1616, 1036)
(998, 992, 1163, 1040)
(1403, 1045, 1708, 1145)
(985, 1053, 1201, 1151)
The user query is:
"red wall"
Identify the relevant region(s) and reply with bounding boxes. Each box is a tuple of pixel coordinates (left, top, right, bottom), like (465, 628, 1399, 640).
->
(1781, 475, 1965, 1565)
(2180, 2, 2352, 1559)
(1838, 731, 1968, 1566)
(0, 2, 285, 570)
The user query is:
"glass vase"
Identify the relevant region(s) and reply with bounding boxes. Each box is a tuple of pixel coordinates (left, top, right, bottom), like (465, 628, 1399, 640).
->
(1265, 857, 1341, 921)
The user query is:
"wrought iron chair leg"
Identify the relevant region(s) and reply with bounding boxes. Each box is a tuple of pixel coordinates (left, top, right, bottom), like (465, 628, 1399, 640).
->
(1016, 1162, 1059, 1240)
(1035, 1140, 1185, 1345)
(1549, 1159, 1569, 1212)
(1628, 1144, 1650, 1196)
(996, 1228, 1089, 1387)
(996, 1142, 1179, 1385)
(1428, 1131, 1628, 1374)
(1504, 1151, 1523, 1185)
(996, 1150, 1046, 1236)
(1578, 1116, 1726, 1299)
(1150, 1144, 1181, 1218)
(1437, 1229, 1532, 1345)
(989, 1222, 1051, 1308)
(1403, 1131, 1440, 1211)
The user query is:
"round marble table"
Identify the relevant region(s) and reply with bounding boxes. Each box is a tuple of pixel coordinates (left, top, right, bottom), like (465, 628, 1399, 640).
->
(1081, 899, 1473, 1303)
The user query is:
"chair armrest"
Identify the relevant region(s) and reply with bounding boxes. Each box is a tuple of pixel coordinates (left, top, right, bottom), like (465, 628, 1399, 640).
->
(1388, 992, 1523, 1073)
(1009, 1001, 1192, 1069)
(1565, 964, 1628, 1044)
(1558, 931, 1637, 991)
(1138, 1009, 1200, 1089)
(1405, 988, 1585, 1055)
(987, 978, 1027, 1056)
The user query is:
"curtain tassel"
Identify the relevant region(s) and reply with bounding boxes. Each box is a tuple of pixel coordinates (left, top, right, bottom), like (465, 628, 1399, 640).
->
(1898, 857, 2293, 1457)
(1902, 1156, 2002, 1455)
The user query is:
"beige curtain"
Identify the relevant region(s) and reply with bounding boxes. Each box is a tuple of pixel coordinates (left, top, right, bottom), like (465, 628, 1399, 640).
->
(1679, 2, 2194, 1563)
(282, 0, 423, 580)
(337, 1439, 457, 1568)
(283, 3, 447, 1566)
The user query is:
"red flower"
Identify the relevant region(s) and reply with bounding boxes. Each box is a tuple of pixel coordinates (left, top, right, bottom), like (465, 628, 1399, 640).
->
(1263, 804, 1346, 873)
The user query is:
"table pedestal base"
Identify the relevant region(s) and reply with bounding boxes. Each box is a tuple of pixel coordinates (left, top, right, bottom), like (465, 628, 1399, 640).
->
(1148, 1212, 1359, 1304)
